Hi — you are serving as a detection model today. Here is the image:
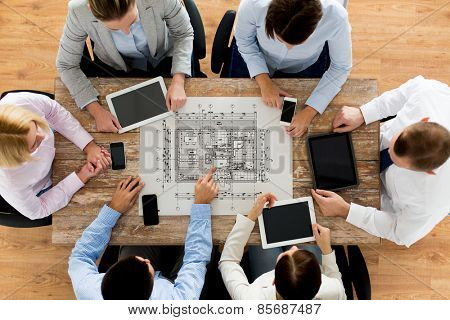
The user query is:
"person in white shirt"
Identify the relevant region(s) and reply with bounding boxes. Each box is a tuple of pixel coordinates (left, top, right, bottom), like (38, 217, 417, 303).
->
(311, 76, 450, 247)
(219, 193, 346, 300)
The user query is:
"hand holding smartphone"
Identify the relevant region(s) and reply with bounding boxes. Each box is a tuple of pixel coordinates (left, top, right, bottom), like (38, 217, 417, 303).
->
(280, 97, 298, 126)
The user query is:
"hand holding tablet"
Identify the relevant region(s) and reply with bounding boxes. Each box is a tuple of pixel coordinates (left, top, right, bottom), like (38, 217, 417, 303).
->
(257, 196, 317, 249)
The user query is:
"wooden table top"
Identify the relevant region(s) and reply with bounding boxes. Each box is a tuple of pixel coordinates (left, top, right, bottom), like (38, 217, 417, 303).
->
(52, 77, 380, 245)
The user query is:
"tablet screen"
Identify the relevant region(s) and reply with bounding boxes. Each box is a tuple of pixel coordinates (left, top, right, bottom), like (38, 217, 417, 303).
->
(111, 83, 167, 128)
(262, 202, 313, 244)
(308, 133, 358, 190)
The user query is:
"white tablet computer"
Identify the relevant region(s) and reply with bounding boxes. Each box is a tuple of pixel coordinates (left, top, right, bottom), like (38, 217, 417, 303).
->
(106, 77, 172, 134)
(258, 197, 316, 249)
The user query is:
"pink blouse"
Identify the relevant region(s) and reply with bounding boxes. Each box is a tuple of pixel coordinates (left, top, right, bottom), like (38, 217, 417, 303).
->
(0, 92, 93, 220)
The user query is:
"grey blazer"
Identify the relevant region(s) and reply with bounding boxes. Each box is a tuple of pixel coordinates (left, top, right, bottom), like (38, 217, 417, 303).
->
(56, 0, 194, 108)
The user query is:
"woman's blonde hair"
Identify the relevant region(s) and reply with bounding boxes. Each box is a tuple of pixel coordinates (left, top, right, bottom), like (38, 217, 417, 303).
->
(0, 104, 50, 168)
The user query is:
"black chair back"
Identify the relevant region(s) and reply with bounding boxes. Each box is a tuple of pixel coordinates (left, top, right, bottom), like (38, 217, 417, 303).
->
(211, 10, 236, 76)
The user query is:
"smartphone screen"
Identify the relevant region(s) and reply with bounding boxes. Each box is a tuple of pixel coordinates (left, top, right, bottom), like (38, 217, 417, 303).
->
(110, 142, 125, 170)
(142, 194, 159, 226)
(281, 99, 297, 123)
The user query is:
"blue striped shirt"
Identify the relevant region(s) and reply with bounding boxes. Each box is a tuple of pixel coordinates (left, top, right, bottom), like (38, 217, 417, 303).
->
(68, 204, 212, 300)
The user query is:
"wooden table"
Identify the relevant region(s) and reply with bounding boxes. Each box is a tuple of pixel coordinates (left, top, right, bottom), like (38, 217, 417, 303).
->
(52, 78, 380, 245)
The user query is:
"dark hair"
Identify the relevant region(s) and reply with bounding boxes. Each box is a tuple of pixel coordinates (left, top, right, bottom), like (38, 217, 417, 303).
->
(274, 250, 322, 299)
(88, 0, 135, 21)
(101, 256, 153, 300)
(266, 0, 323, 45)
(394, 121, 450, 171)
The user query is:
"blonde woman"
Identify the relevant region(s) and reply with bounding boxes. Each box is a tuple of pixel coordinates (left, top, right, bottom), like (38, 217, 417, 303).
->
(56, 0, 194, 133)
(0, 92, 111, 220)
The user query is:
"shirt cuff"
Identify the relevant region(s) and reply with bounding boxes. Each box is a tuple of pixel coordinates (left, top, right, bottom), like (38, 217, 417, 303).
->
(97, 204, 121, 226)
(75, 132, 94, 151)
(65, 172, 85, 197)
(306, 92, 330, 114)
(191, 204, 211, 219)
(80, 98, 98, 110)
(322, 250, 337, 265)
(247, 62, 270, 79)
(237, 213, 256, 231)
(346, 202, 368, 228)
(360, 100, 380, 125)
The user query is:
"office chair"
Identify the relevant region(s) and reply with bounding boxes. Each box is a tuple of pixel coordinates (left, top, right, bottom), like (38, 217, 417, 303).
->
(0, 90, 54, 228)
(183, 0, 207, 78)
(334, 245, 372, 300)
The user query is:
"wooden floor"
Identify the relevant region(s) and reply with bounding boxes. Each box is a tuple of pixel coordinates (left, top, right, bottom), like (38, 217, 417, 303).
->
(0, 0, 449, 299)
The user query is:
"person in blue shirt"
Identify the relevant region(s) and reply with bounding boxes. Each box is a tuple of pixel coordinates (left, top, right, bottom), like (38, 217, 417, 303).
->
(68, 168, 218, 300)
(232, 0, 352, 137)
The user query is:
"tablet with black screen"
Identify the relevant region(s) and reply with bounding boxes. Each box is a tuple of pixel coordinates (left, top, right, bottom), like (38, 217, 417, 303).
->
(258, 197, 316, 249)
(307, 132, 358, 190)
(106, 77, 171, 134)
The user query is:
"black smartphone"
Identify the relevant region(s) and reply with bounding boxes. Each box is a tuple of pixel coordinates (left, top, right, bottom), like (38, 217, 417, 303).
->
(280, 97, 297, 126)
(142, 194, 159, 226)
(110, 142, 126, 170)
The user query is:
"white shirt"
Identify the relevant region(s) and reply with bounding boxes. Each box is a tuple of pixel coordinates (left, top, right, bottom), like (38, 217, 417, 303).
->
(219, 214, 346, 300)
(234, 0, 352, 113)
(347, 76, 450, 247)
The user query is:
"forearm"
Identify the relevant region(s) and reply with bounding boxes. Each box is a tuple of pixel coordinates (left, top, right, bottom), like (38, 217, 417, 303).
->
(69, 205, 120, 266)
(346, 203, 415, 247)
(172, 204, 212, 299)
(220, 214, 254, 264)
(47, 98, 93, 150)
(68, 205, 121, 288)
(305, 63, 351, 114)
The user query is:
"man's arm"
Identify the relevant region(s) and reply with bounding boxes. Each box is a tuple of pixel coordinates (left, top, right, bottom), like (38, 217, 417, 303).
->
(171, 204, 212, 300)
(218, 214, 255, 300)
(306, 9, 352, 114)
(68, 205, 121, 298)
(347, 203, 432, 247)
(56, 6, 99, 109)
(360, 76, 426, 124)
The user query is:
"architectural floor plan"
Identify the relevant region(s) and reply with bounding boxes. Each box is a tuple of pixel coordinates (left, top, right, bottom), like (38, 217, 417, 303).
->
(139, 97, 293, 215)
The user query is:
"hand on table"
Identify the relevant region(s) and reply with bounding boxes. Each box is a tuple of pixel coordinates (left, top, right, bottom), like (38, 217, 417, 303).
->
(311, 189, 350, 218)
(256, 74, 292, 109)
(76, 160, 105, 184)
(109, 176, 145, 214)
(333, 106, 365, 133)
(285, 106, 317, 137)
(86, 101, 121, 133)
(84, 141, 112, 168)
(312, 223, 333, 255)
(247, 192, 278, 222)
(194, 167, 219, 205)
(166, 74, 187, 111)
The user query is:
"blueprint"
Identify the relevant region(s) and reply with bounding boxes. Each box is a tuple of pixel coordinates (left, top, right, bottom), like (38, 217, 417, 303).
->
(139, 97, 293, 215)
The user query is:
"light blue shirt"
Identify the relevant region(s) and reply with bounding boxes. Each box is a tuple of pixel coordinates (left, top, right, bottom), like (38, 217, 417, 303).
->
(235, 0, 352, 113)
(68, 204, 212, 300)
(110, 15, 151, 71)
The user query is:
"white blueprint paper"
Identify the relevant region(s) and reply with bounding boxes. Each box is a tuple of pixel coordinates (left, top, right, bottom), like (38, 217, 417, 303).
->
(139, 97, 293, 215)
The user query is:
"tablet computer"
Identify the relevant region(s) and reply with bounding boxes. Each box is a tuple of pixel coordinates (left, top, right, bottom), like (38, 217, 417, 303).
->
(258, 197, 316, 249)
(307, 132, 358, 191)
(106, 77, 172, 134)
